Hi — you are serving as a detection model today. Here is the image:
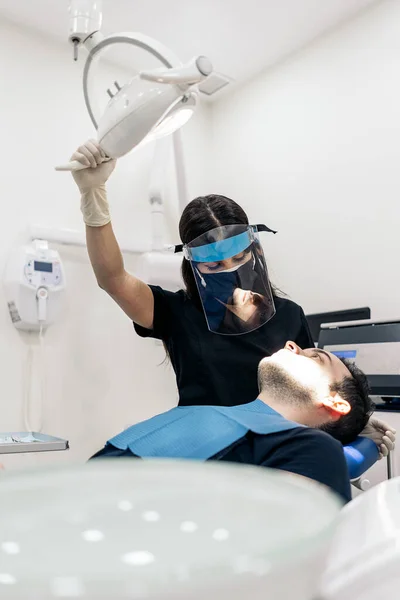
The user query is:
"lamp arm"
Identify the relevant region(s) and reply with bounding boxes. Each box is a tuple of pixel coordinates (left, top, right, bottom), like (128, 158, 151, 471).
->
(81, 32, 182, 129)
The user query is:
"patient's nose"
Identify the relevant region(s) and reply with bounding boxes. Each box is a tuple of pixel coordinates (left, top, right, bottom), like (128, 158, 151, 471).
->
(285, 341, 302, 354)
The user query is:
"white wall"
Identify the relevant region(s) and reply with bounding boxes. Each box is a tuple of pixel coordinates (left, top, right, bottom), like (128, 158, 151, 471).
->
(210, 0, 400, 319)
(0, 18, 211, 468)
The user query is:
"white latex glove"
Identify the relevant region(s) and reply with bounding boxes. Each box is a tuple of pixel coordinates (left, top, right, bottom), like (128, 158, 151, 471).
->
(71, 140, 117, 227)
(71, 139, 116, 193)
(360, 416, 396, 459)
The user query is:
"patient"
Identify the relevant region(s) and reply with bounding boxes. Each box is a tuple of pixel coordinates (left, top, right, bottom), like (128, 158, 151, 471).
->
(92, 341, 375, 502)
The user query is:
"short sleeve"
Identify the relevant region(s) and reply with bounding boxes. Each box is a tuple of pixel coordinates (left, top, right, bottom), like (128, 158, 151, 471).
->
(295, 307, 314, 349)
(133, 285, 182, 341)
(258, 428, 352, 503)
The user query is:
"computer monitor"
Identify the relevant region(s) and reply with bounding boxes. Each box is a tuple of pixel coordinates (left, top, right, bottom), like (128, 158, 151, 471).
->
(318, 318, 400, 402)
(306, 307, 371, 344)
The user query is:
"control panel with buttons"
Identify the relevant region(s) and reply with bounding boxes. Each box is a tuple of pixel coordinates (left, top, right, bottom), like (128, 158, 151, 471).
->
(4, 239, 66, 330)
(24, 258, 63, 288)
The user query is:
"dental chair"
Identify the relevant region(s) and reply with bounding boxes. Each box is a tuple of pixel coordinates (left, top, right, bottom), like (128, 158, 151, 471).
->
(344, 437, 393, 491)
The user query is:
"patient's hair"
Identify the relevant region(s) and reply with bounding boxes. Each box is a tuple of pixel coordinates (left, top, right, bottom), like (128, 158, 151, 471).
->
(319, 359, 374, 446)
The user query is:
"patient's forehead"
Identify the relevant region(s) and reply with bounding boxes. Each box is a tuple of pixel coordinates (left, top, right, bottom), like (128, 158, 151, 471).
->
(310, 349, 351, 382)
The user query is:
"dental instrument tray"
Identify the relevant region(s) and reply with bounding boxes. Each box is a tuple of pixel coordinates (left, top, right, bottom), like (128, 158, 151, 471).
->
(0, 432, 69, 454)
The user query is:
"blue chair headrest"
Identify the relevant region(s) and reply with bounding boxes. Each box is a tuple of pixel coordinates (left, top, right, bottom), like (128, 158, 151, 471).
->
(343, 436, 379, 480)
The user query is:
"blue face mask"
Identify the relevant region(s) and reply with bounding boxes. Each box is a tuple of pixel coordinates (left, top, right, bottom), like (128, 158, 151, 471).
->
(197, 270, 237, 330)
(194, 259, 260, 330)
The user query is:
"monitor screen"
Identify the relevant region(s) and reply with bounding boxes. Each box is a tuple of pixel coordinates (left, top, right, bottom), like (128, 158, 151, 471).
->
(34, 261, 53, 273)
(330, 350, 357, 359)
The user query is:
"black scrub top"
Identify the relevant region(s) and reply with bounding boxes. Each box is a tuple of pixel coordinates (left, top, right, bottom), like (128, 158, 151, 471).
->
(134, 286, 314, 407)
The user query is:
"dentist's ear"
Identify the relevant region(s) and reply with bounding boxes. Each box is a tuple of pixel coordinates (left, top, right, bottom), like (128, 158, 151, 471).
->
(322, 393, 351, 420)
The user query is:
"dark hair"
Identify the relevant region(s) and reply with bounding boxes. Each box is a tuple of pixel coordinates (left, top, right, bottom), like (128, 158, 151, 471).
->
(179, 194, 281, 303)
(319, 359, 374, 445)
(179, 194, 249, 303)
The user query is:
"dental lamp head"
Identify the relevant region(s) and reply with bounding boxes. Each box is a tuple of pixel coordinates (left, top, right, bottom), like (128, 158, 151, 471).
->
(95, 85, 198, 162)
(56, 1, 213, 172)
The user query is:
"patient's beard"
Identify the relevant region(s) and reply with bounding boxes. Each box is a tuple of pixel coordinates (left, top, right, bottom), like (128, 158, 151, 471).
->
(258, 362, 314, 407)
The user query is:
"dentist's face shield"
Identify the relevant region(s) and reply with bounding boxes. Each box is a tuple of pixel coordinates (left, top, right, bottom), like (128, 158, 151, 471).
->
(184, 224, 276, 335)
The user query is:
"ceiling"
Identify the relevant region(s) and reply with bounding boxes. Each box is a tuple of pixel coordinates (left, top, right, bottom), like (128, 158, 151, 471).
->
(0, 0, 378, 93)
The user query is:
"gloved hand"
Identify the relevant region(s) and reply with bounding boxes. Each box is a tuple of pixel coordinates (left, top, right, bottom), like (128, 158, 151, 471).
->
(70, 140, 116, 227)
(360, 416, 396, 459)
(71, 139, 116, 193)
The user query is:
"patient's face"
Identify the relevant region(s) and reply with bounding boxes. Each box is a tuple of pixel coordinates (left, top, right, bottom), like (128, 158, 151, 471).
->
(266, 342, 351, 389)
(258, 342, 352, 425)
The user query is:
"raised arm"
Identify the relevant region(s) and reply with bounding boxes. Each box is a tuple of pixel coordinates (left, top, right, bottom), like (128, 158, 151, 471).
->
(71, 140, 154, 329)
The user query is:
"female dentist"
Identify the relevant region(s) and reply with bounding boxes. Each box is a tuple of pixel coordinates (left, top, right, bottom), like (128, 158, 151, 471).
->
(70, 140, 395, 456)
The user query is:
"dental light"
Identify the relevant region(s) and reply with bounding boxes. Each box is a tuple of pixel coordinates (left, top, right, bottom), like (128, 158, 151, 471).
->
(56, 0, 213, 171)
